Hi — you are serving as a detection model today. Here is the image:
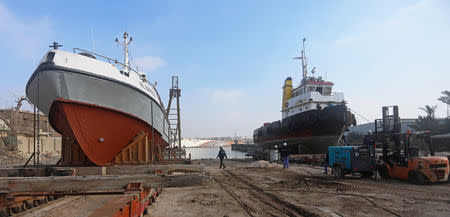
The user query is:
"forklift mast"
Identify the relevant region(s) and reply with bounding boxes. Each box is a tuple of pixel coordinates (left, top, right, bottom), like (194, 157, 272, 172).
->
(374, 106, 401, 142)
(375, 106, 434, 162)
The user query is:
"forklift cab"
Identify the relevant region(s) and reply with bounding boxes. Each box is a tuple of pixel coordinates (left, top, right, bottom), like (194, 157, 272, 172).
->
(406, 131, 434, 157)
(385, 132, 432, 165)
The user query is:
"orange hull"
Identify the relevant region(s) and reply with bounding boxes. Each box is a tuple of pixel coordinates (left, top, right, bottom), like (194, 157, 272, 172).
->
(49, 98, 168, 166)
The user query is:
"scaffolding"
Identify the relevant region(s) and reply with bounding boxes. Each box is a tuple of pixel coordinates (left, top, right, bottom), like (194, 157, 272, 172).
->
(166, 76, 183, 158)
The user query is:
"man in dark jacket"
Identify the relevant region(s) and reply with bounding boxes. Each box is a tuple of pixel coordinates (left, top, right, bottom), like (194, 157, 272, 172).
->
(279, 142, 290, 168)
(363, 130, 373, 147)
(217, 147, 227, 169)
(324, 152, 329, 174)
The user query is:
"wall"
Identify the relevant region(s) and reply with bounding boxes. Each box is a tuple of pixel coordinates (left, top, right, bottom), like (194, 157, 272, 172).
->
(16, 135, 61, 157)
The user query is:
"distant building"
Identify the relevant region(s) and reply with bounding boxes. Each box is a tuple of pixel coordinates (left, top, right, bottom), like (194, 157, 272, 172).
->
(349, 118, 447, 134)
(0, 109, 61, 156)
(0, 109, 59, 137)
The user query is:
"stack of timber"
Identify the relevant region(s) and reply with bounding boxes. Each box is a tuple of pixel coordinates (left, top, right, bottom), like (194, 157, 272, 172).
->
(0, 164, 208, 216)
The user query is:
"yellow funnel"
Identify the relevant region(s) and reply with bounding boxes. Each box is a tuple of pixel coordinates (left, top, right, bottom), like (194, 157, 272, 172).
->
(282, 77, 293, 110)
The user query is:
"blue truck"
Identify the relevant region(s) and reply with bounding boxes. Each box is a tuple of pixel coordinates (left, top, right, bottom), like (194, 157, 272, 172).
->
(328, 146, 376, 178)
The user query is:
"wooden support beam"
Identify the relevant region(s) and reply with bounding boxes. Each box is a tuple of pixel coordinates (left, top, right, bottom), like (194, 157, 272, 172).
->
(144, 135, 149, 163)
(112, 132, 168, 164)
(0, 173, 209, 194)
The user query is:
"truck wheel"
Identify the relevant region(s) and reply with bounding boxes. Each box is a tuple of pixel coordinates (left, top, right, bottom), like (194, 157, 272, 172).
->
(376, 165, 390, 179)
(333, 165, 344, 179)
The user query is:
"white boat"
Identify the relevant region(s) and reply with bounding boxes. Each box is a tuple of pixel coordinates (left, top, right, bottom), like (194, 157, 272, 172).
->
(26, 33, 171, 165)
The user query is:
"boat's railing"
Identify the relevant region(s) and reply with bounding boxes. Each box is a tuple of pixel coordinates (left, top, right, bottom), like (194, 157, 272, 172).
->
(72, 48, 145, 78)
(72, 48, 168, 123)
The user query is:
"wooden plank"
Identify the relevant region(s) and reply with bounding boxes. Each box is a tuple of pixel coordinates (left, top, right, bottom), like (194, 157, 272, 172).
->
(105, 164, 204, 175)
(144, 134, 149, 163)
(0, 173, 209, 193)
(0, 168, 47, 177)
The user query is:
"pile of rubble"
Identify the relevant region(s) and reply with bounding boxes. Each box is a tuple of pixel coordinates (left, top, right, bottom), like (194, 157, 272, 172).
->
(0, 149, 26, 166)
(0, 148, 60, 166)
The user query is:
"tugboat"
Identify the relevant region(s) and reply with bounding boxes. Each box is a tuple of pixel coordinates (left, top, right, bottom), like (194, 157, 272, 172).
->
(26, 33, 171, 165)
(253, 39, 356, 154)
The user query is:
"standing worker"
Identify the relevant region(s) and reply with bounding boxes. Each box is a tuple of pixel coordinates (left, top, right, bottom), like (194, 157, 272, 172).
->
(363, 130, 373, 147)
(324, 152, 329, 174)
(217, 147, 227, 169)
(280, 142, 290, 168)
(270, 145, 279, 163)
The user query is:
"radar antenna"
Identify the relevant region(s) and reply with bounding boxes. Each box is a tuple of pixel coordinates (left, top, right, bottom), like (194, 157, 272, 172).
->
(115, 32, 133, 72)
(49, 42, 62, 50)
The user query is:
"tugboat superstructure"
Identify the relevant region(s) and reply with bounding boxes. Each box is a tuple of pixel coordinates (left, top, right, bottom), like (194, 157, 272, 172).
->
(253, 39, 356, 154)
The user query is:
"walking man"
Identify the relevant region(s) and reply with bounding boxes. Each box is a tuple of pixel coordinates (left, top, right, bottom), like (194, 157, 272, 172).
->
(280, 142, 290, 168)
(217, 147, 227, 169)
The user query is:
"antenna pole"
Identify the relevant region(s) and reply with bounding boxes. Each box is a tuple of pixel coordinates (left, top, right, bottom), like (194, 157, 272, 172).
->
(115, 32, 133, 72)
(301, 38, 308, 81)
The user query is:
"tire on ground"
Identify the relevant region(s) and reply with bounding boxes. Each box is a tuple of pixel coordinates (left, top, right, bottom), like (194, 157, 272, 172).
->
(333, 164, 344, 179)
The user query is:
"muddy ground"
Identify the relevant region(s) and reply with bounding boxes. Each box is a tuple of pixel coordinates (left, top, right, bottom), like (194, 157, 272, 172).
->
(147, 159, 450, 217)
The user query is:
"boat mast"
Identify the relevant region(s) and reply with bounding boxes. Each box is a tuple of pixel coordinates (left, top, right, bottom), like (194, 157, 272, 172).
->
(115, 32, 133, 72)
(294, 38, 308, 84)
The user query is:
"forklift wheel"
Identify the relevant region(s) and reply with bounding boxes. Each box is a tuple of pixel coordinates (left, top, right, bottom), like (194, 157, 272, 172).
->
(333, 165, 344, 179)
(415, 173, 425, 185)
(408, 171, 425, 185)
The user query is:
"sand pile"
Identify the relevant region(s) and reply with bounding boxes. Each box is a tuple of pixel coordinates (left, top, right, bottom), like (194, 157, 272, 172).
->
(247, 160, 276, 168)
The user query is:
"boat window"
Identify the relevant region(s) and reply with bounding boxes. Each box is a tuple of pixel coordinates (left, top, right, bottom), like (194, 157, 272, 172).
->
(316, 86, 323, 94)
(45, 52, 55, 63)
(308, 86, 315, 93)
(324, 87, 332, 95)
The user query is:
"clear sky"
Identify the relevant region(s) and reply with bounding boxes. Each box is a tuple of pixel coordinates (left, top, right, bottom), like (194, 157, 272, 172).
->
(0, 0, 449, 138)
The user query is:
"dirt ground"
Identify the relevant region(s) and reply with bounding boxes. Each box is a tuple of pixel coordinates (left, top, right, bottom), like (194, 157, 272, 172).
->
(147, 159, 450, 217)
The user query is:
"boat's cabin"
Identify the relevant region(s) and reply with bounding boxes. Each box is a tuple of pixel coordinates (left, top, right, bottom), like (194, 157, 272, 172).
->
(292, 79, 333, 97)
(282, 76, 344, 119)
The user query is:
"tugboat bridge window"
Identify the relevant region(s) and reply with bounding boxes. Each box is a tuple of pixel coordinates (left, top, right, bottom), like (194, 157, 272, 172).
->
(316, 86, 323, 94)
(324, 87, 332, 95)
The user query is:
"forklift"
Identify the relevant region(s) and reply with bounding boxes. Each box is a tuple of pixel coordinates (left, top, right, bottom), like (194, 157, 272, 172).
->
(375, 106, 449, 184)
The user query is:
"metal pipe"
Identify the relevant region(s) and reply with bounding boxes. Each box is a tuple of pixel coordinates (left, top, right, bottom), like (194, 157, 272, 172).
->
(33, 106, 36, 166)
(37, 73, 40, 167)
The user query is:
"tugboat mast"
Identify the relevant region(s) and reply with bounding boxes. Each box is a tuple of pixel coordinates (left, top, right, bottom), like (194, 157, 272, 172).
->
(294, 38, 308, 83)
(301, 38, 308, 80)
(115, 32, 133, 72)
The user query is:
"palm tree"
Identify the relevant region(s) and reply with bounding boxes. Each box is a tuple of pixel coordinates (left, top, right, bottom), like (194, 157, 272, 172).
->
(412, 105, 439, 133)
(438, 90, 450, 117)
(419, 105, 438, 119)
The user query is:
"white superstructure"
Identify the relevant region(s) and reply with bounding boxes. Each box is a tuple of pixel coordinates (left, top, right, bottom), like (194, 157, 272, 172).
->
(282, 38, 345, 119)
